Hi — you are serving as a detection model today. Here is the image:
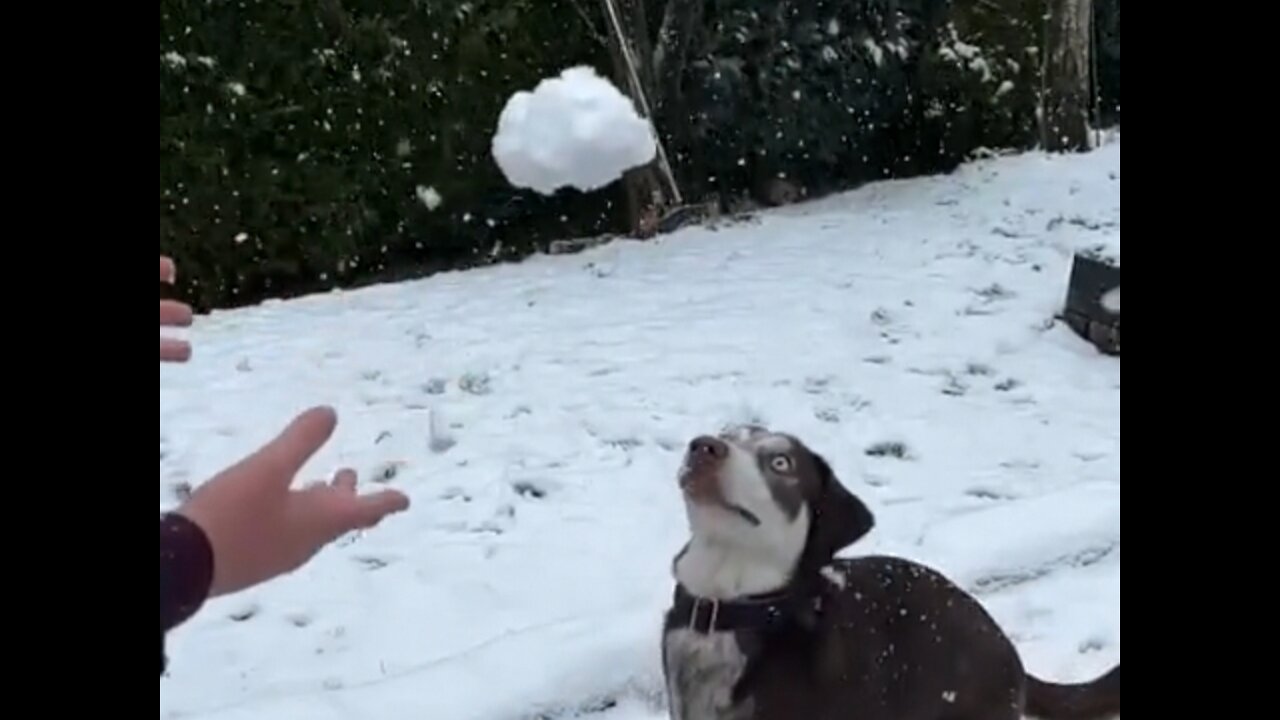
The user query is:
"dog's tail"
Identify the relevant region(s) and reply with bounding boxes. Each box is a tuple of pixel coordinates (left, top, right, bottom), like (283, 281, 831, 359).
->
(1025, 664, 1119, 719)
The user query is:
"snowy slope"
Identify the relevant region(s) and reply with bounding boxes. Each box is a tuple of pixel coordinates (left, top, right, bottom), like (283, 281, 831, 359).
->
(159, 139, 1120, 720)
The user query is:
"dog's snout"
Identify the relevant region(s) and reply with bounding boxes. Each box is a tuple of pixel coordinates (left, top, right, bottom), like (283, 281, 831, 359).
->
(689, 436, 729, 459)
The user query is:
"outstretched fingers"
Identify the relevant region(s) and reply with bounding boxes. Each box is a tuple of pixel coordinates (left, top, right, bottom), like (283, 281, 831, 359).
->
(251, 407, 340, 488)
(348, 490, 411, 530)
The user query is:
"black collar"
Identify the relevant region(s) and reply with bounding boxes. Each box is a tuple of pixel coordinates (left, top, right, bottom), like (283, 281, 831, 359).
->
(669, 584, 796, 634)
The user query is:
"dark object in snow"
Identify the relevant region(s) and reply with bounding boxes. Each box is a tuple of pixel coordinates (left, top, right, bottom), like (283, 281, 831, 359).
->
(512, 480, 547, 499)
(1060, 253, 1120, 355)
(547, 234, 615, 256)
(654, 201, 721, 235)
(865, 441, 911, 459)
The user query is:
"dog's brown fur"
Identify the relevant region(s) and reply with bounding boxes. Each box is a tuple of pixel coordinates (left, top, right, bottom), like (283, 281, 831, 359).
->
(662, 428, 1119, 720)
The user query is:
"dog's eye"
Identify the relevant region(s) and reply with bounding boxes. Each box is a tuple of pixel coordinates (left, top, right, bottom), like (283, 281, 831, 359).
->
(769, 455, 793, 473)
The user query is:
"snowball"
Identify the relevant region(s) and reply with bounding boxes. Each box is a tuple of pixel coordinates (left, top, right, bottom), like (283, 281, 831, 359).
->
(490, 66, 657, 195)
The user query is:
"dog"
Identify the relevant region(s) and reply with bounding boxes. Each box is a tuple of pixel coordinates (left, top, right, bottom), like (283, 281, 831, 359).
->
(661, 426, 1119, 720)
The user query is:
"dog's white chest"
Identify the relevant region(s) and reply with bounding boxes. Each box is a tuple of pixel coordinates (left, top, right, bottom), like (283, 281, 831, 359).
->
(663, 629, 753, 720)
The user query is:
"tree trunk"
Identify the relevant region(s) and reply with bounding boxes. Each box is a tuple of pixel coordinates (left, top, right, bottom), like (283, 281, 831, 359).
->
(1041, 0, 1093, 152)
(655, 0, 703, 115)
(602, 0, 668, 235)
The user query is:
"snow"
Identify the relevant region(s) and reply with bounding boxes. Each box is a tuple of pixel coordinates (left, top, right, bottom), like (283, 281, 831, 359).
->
(160, 140, 1120, 719)
(1101, 286, 1120, 314)
(415, 185, 443, 211)
(863, 38, 885, 67)
(490, 66, 657, 195)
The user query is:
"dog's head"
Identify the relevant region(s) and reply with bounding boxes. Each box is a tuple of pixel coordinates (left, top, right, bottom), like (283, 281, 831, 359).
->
(677, 425, 875, 577)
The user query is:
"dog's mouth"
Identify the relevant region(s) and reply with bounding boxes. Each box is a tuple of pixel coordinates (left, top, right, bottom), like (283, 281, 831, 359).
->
(679, 467, 762, 526)
(722, 504, 761, 526)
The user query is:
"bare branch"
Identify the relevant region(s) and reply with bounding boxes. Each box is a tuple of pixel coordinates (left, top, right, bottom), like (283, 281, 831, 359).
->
(568, 0, 609, 46)
(653, 0, 677, 75)
(653, 0, 701, 112)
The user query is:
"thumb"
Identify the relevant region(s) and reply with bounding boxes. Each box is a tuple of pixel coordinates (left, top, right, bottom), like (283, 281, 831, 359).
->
(251, 406, 339, 488)
(343, 489, 411, 531)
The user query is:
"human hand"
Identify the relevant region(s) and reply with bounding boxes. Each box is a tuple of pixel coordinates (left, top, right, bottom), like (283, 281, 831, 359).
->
(176, 406, 411, 597)
(160, 256, 193, 362)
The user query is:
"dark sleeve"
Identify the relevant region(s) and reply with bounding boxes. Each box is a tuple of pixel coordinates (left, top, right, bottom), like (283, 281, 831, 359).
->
(159, 513, 215, 676)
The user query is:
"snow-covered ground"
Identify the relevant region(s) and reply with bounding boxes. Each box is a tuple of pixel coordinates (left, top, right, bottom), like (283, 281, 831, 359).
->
(159, 140, 1120, 720)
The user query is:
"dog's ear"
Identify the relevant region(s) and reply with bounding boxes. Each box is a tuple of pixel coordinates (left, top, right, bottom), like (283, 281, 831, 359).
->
(802, 453, 874, 570)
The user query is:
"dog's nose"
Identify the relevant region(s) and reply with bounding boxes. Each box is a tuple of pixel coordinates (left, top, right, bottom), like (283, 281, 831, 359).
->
(689, 436, 729, 459)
